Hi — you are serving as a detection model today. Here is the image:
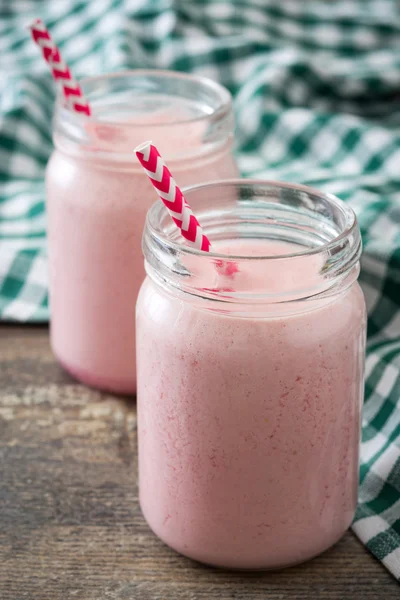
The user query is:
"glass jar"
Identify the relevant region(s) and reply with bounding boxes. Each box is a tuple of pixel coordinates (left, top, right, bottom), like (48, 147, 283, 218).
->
(46, 70, 237, 394)
(137, 180, 366, 570)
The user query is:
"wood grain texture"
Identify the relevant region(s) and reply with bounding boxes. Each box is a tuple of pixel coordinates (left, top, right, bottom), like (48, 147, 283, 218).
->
(0, 325, 398, 599)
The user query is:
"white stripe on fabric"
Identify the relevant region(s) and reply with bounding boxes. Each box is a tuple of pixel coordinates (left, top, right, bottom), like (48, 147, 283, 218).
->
(383, 547, 400, 580)
(360, 432, 397, 467)
(359, 444, 400, 501)
(376, 364, 399, 400)
(353, 513, 389, 542)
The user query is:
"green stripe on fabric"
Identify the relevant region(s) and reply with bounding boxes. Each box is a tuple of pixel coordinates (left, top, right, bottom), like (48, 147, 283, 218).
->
(367, 523, 400, 561)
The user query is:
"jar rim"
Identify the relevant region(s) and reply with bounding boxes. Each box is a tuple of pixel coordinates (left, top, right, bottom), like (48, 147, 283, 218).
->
(143, 179, 362, 305)
(146, 178, 358, 261)
(55, 69, 233, 127)
(53, 69, 234, 162)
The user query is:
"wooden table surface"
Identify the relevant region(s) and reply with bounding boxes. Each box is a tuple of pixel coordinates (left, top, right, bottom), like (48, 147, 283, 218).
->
(1, 325, 398, 600)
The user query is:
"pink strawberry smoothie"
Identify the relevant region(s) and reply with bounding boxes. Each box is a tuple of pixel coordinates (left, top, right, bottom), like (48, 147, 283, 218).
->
(46, 105, 237, 394)
(136, 238, 366, 569)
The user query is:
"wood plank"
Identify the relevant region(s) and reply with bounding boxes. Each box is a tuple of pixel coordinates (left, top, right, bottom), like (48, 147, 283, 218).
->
(0, 325, 398, 599)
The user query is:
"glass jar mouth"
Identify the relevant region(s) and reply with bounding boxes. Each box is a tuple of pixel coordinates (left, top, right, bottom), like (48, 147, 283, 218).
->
(146, 179, 358, 260)
(56, 69, 232, 127)
(53, 70, 234, 162)
(143, 179, 362, 305)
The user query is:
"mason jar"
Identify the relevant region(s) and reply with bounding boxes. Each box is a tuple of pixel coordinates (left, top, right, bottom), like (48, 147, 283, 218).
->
(136, 180, 366, 569)
(45, 70, 237, 394)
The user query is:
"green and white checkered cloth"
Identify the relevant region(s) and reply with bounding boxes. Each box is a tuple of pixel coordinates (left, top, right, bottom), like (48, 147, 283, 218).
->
(1, 0, 400, 579)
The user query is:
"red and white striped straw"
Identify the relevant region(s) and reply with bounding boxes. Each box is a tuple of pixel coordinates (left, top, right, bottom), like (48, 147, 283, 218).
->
(28, 18, 91, 116)
(135, 141, 212, 252)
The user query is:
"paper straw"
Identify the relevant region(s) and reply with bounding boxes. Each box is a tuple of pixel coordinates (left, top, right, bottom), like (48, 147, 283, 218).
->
(28, 18, 91, 116)
(135, 141, 212, 252)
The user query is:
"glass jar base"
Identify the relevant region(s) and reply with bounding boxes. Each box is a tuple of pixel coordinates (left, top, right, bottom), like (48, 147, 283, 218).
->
(141, 502, 352, 571)
(184, 536, 347, 572)
(54, 352, 136, 395)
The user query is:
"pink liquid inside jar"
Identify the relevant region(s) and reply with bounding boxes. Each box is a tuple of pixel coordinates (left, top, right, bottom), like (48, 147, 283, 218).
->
(136, 180, 366, 569)
(46, 70, 238, 394)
